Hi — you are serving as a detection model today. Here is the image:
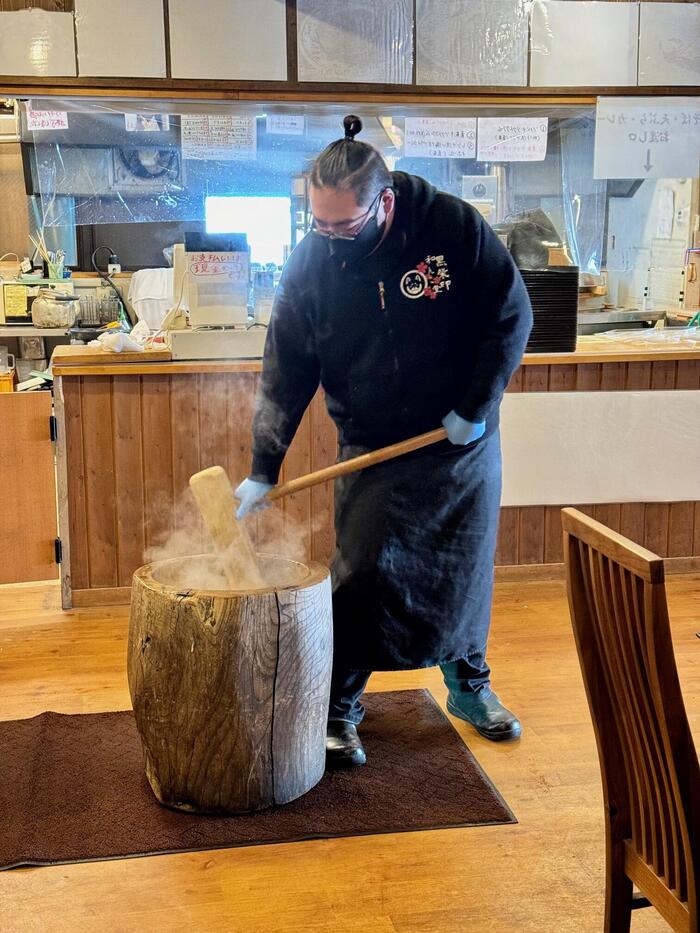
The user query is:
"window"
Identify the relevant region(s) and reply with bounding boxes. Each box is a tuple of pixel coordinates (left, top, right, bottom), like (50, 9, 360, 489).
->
(205, 195, 291, 267)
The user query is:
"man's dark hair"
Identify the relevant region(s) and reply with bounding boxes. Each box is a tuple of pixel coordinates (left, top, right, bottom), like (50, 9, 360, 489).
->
(310, 115, 392, 207)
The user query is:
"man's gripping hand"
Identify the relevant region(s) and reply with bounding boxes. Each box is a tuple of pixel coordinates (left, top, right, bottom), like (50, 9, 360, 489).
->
(441, 410, 486, 446)
(234, 478, 273, 519)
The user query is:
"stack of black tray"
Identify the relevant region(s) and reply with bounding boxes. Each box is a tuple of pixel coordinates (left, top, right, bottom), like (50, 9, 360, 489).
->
(520, 267, 579, 353)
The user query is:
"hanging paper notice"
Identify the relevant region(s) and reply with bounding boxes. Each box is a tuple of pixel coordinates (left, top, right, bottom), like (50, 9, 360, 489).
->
(404, 117, 476, 159)
(181, 115, 257, 161)
(477, 118, 548, 162)
(594, 97, 700, 179)
(26, 110, 69, 131)
(125, 113, 170, 132)
(266, 114, 305, 135)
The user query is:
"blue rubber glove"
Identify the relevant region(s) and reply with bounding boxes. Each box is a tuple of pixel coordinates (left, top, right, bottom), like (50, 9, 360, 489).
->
(234, 478, 273, 519)
(441, 410, 486, 446)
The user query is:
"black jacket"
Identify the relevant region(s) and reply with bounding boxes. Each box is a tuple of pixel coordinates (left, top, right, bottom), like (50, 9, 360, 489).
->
(251, 171, 532, 483)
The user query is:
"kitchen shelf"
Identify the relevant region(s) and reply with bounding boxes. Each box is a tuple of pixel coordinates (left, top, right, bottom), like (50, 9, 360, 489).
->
(0, 327, 69, 337)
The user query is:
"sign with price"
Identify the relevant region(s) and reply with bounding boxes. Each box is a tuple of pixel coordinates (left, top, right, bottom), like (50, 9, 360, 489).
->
(181, 115, 257, 162)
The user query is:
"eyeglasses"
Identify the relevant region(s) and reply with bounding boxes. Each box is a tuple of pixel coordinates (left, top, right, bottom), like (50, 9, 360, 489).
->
(311, 188, 387, 241)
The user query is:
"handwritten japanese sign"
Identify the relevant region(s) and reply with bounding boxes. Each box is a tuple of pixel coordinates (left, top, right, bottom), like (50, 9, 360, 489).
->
(186, 252, 248, 281)
(266, 114, 305, 135)
(404, 117, 476, 159)
(477, 118, 548, 162)
(181, 115, 257, 162)
(594, 97, 700, 179)
(26, 110, 69, 131)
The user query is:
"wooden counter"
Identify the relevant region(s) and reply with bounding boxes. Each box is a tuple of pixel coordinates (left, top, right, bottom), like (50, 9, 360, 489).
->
(53, 341, 700, 608)
(51, 337, 700, 376)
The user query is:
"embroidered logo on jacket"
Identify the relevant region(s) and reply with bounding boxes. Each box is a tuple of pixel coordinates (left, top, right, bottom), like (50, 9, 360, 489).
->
(400, 255, 451, 300)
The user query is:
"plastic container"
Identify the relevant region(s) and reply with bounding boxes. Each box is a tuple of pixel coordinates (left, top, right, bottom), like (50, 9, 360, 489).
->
(31, 289, 79, 328)
(0, 369, 16, 393)
(19, 335, 46, 359)
(16, 359, 34, 382)
(253, 269, 276, 326)
(16, 358, 47, 381)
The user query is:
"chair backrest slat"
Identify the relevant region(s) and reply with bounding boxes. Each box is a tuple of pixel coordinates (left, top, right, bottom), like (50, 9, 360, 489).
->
(617, 563, 664, 874)
(562, 508, 699, 927)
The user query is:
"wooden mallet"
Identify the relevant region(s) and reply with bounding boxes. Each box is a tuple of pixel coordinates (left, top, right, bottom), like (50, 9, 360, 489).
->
(267, 426, 448, 502)
(189, 428, 448, 588)
(189, 465, 266, 589)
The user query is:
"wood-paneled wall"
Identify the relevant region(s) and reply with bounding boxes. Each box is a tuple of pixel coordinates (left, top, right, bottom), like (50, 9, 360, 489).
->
(58, 356, 700, 604)
(61, 373, 337, 595)
(506, 359, 700, 393)
(0, 1, 71, 10)
(495, 502, 700, 566)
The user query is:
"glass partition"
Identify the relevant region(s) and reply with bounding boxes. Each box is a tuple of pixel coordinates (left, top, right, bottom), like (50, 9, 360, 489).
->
(18, 96, 700, 316)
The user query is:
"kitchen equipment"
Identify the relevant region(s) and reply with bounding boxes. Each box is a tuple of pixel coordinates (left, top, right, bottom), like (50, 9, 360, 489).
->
(169, 327, 267, 360)
(1, 279, 74, 325)
(521, 267, 579, 353)
(0, 368, 16, 392)
(31, 289, 79, 328)
(252, 269, 276, 325)
(577, 309, 665, 335)
(77, 294, 121, 327)
(128, 554, 332, 815)
(16, 359, 36, 382)
(173, 235, 250, 329)
(18, 335, 45, 360)
(0, 347, 15, 373)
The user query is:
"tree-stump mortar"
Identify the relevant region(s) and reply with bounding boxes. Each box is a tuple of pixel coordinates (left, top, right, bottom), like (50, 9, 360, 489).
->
(127, 554, 333, 814)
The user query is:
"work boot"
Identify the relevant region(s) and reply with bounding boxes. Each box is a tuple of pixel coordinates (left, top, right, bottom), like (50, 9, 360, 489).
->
(446, 688, 522, 742)
(326, 720, 367, 768)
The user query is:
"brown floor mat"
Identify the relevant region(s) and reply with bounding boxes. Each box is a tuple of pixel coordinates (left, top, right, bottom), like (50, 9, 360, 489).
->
(1, 689, 516, 869)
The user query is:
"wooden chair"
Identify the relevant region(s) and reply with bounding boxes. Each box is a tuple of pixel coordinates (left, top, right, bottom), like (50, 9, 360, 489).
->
(562, 508, 699, 932)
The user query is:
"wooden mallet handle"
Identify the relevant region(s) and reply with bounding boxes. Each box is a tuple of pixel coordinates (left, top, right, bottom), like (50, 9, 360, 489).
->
(267, 427, 448, 502)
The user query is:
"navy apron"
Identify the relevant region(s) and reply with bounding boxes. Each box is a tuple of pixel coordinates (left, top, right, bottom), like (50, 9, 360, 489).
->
(331, 431, 502, 671)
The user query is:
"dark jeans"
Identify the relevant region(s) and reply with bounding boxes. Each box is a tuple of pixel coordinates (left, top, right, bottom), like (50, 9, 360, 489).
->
(328, 652, 492, 726)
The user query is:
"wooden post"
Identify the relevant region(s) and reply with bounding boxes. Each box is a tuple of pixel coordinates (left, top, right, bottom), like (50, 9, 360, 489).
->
(127, 554, 333, 814)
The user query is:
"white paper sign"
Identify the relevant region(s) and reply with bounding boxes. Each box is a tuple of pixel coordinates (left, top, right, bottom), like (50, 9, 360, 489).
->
(181, 115, 257, 161)
(26, 110, 69, 131)
(266, 114, 305, 135)
(404, 117, 476, 159)
(125, 113, 170, 132)
(594, 97, 700, 179)
(655, 187, 674, 240)
(477, 117, 548, 162)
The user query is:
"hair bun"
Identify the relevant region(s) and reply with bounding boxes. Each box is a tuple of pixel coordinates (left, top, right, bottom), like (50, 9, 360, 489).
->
(343, 114, 362, 140)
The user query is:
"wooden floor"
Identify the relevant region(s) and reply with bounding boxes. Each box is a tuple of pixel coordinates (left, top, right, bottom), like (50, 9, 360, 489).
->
(1, 576, 698, 933)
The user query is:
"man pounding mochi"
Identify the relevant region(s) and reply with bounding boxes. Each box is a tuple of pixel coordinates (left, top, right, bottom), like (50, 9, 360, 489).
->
(235, 115, 533, 768)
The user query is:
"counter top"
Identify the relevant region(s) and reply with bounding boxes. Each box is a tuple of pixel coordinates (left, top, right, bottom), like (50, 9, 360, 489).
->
(51, 335, 700, 376)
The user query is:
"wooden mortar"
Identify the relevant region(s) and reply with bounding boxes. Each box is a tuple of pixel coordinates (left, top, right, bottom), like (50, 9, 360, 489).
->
(127, 553, 332, 814)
